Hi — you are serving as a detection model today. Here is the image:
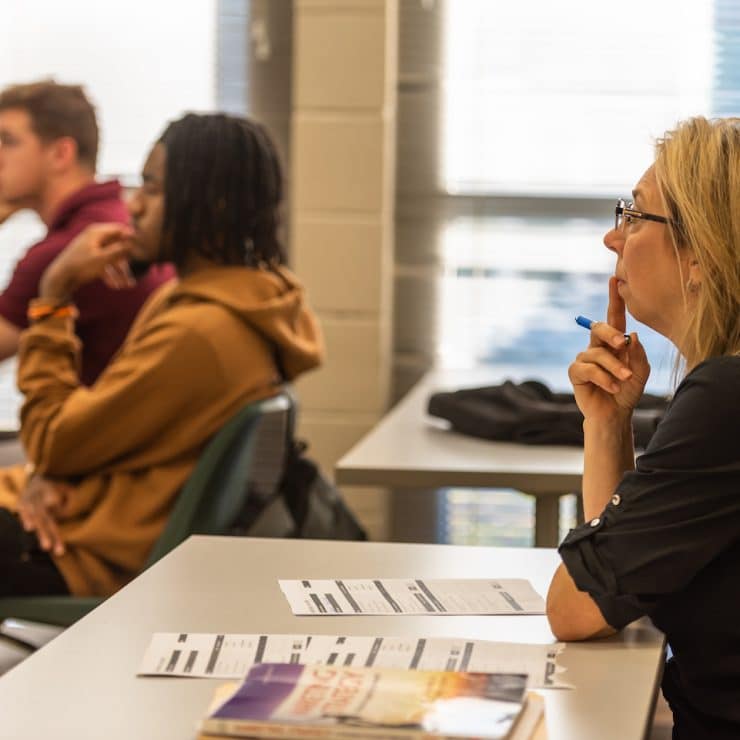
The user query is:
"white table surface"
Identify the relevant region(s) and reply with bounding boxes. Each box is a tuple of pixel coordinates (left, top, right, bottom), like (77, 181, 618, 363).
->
(337, 367, 585, 492)
(0, 536, 664, 740)
(336, 367, 586, 545)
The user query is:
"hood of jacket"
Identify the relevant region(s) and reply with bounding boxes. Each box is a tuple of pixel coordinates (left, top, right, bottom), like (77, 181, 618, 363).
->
(164, 264, 324, 380)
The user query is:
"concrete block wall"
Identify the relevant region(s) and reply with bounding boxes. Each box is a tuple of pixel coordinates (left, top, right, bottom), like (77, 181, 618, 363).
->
(289, 0, 398, 540)
(393, 0, 445, 403)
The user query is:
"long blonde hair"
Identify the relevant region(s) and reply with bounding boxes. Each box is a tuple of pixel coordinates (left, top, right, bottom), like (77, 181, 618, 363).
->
(653, 117, 740, 370)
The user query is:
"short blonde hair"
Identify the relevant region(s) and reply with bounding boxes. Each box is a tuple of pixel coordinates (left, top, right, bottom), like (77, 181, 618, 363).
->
(654, 117, 740, 369)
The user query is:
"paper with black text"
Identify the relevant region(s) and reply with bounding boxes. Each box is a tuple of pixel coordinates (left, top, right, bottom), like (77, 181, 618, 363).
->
(138, 633, 310, 678)
(138, 632, 568, 688)
(302, 635, 565, 688)
(278, 578, 545, 615)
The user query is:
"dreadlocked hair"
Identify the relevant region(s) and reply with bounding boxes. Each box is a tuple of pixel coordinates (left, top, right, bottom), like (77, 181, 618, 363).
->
(158, 113, 285, 269)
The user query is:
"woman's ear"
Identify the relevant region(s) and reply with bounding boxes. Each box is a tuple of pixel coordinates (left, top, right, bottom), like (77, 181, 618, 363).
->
(687, 256, 702, 293)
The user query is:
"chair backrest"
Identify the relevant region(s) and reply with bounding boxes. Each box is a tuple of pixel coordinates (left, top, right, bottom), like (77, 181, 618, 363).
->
(144, 390, 294, 567)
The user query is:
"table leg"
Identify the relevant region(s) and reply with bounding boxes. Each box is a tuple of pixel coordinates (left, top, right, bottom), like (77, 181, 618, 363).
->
(391, 489, 440, 543)
(534, 495, 560, 547)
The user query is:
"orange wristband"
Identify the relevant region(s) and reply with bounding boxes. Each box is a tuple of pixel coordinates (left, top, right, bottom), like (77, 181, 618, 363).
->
(27, 303, 78, 322)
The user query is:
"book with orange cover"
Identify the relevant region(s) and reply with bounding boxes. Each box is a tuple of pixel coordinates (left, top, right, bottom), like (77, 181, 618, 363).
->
(200, 662, 543, 739)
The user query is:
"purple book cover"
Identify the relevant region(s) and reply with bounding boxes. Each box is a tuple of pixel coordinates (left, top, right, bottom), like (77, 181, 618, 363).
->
(211, 663, 306, 721)
(206, 663, 530, 739)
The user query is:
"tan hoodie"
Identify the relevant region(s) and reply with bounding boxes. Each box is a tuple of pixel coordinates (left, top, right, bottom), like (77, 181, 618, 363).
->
(0, 265, 323, 596)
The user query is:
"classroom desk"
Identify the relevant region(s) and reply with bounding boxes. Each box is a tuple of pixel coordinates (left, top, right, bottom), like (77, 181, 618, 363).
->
(336, 368, 585, 546)
(0, 536, 665, 740)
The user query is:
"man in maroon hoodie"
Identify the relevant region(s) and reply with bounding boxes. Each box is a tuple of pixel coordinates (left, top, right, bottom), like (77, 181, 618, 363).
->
(0, 81, 174, 386)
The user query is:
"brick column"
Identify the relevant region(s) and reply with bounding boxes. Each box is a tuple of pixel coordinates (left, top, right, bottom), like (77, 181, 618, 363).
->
(290, 0, 398, 539)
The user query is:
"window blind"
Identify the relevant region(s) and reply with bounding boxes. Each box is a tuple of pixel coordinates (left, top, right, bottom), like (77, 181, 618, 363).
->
(0, 0, 216, 179)
(441, 0, 736, 197)
(713, 0, 740, 114)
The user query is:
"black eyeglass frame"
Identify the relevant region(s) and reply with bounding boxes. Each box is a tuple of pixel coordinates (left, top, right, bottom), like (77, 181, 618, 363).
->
(615, 199, 678, 231)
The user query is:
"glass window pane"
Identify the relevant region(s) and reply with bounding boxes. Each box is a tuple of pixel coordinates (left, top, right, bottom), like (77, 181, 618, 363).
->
(442, 0, 716, 195)
(0, 0, 216, 178)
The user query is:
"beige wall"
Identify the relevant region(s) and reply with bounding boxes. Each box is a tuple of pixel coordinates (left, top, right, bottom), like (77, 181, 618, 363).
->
(393, 0, 445, 404)
(290, 0, 398, 540)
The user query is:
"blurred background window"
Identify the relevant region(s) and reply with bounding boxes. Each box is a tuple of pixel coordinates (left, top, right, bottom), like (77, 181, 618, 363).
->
(442, 0, 715, 196)
(0, 0, 217, 180)
(427, 0, 738, 388)
(0, 0, 224, 426)
(398, 0, 740, 546)
(1, 0, 738, 541)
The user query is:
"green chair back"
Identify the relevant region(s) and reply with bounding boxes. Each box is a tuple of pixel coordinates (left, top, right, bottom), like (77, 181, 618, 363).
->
(145, 391, 292, 566)
(0, 391, 293, 627)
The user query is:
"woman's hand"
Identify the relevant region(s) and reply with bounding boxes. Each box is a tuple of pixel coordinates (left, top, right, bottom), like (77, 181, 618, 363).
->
(568, 277, 651, 422)
(17, 475, 72, 556)
(38, 223, 136, 303)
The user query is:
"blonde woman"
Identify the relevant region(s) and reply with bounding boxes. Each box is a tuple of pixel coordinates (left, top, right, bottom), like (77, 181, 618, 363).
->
(546, 117, 740, 739)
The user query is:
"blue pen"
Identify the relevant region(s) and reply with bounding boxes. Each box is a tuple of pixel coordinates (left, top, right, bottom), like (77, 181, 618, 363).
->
(575, 315, 631, 345)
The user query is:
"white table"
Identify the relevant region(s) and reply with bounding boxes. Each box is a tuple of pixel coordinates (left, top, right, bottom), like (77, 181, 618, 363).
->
(0, 536, 665, 740)
(336, 368, 586, 546)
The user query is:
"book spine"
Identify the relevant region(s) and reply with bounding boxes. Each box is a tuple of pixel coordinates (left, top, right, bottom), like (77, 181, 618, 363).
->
(203, 718, 314, 737)
(201, 718, 449, 740)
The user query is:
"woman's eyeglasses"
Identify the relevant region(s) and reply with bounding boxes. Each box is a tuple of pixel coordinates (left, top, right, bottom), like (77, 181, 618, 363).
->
(615, 199, 677, 231)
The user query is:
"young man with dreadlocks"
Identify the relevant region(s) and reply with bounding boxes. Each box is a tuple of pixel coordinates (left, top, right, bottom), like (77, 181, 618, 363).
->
(0, 113, 323, 598)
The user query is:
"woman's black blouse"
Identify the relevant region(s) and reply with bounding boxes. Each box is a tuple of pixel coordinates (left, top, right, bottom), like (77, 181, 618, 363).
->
(559, 356, 740, 738)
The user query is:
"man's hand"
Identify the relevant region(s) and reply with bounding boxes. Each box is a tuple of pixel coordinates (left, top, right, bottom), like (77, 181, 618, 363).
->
(0, 199, 22, 226)
(38, 222, 136, 303)
(17, 475, 71, 556)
